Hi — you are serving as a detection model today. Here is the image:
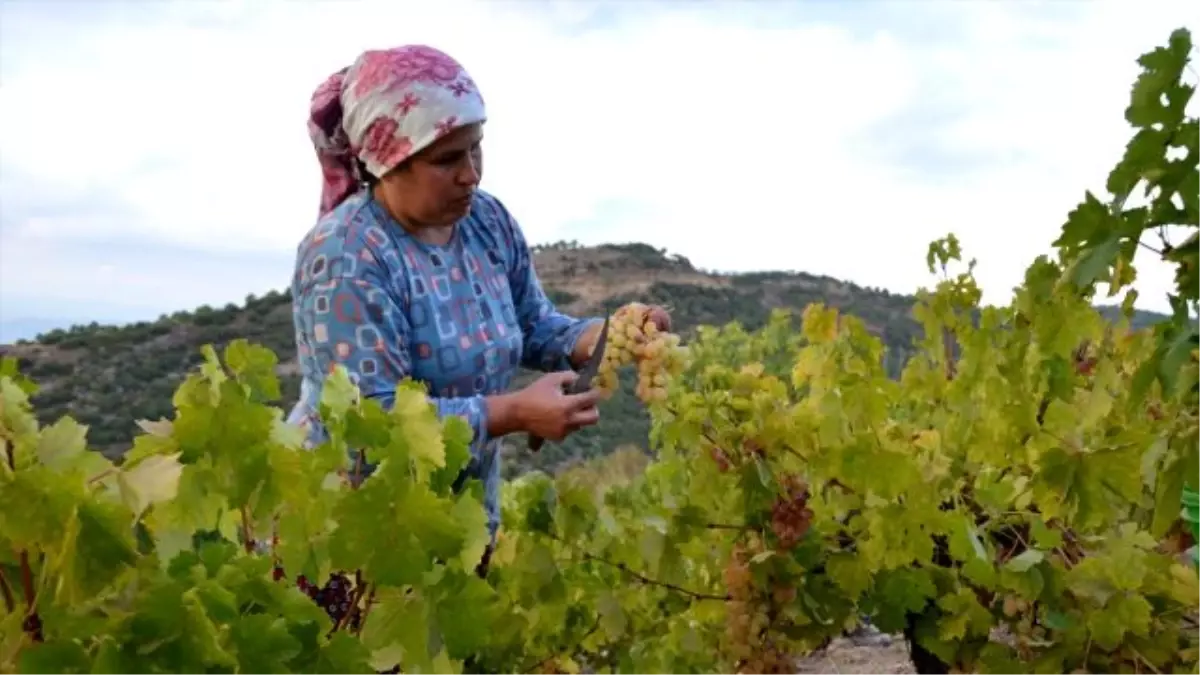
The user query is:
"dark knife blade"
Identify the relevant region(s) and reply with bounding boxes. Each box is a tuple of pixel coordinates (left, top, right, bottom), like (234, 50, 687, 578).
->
(568, 314, 609, 394)
(528, 314, 610, 451)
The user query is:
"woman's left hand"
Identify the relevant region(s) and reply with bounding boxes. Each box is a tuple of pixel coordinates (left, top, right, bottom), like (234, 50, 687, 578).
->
(645, 304, 672, 333)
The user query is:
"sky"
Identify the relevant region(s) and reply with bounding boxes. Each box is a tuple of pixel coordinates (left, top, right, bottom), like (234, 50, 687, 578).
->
(0, 0, 1195, 342)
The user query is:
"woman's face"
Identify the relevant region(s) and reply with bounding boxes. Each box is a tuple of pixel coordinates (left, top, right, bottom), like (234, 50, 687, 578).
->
(379, 122, 484, 228)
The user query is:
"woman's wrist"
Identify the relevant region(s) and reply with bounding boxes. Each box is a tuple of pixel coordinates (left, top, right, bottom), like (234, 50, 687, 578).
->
(485, 390, 527, 437)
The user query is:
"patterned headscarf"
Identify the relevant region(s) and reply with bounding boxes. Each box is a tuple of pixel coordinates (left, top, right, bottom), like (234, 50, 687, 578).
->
(308, 45, 487, 217)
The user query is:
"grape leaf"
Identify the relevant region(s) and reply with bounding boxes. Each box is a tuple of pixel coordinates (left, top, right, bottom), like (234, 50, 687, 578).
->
(117, 453, 185, 520)
(57, 501, 138, 604)
(17, 640, 91, 674)
(315, 632, 373, 674)
(360, 587, 432, 672)
(35, 417, 88, 471)
(1086, 593, 1153, 650)
(230, 615, 302, 674)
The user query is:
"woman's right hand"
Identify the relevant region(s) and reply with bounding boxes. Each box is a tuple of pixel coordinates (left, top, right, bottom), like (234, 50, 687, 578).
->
(514, 371, 602, 442)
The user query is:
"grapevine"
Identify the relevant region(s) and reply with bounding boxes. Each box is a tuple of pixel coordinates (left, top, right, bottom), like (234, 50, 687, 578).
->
(0, 28, 1197, 675)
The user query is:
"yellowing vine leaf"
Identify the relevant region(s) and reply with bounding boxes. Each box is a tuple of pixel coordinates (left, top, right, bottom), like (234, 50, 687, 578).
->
(117, 452, 185, 520)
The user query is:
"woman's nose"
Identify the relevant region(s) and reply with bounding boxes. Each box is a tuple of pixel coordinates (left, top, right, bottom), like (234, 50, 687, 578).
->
(459, 156, 481, 186)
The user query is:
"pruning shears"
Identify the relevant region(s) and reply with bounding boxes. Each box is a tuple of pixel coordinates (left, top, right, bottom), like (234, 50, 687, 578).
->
(527, 313, 610, 452)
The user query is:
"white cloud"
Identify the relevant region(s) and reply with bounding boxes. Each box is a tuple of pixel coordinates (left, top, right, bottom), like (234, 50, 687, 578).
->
(0, 0, 1194, 326)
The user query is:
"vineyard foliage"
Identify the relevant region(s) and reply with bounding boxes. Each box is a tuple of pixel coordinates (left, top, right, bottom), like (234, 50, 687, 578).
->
(1, 28, 1198, 675)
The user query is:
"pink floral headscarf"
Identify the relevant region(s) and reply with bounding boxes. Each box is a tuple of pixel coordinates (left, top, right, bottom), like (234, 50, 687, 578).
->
(308, 45, 486, 217)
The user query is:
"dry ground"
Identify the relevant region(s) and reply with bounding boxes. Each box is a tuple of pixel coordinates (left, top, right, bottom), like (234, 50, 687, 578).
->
(794, 637, 916, 674)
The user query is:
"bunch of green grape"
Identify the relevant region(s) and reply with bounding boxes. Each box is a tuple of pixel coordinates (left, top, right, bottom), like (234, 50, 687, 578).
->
(593, 302, 689, 403)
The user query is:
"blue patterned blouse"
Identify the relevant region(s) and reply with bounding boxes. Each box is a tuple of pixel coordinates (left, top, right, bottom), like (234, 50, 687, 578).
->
(286, 188, 600, 535)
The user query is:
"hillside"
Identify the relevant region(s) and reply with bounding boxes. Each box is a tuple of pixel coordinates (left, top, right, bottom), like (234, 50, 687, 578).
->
(0, 241, 1170, 476)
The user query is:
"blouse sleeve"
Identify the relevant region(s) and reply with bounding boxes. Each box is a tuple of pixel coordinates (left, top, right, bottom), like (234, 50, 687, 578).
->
(293, 256, 492, 460)
(493, 203, 603, 373)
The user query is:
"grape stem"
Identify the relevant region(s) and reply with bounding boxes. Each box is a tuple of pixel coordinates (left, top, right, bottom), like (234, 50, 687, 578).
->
(547, 532, 730, 602)
(353, 449, 366, 488)
(705, 522, 748, 531)
(270, 517, 282, 575)
(239, 505, 255, 554)
(0, 567, 13, 613)
(357, 584, 378, 635)
(18, 550, 40, 641)
(1133, 647, 1163, 674)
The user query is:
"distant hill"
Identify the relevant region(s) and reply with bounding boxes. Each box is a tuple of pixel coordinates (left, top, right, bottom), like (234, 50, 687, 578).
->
(0, 241, 1172, 476)
(0, 318, 81, 344)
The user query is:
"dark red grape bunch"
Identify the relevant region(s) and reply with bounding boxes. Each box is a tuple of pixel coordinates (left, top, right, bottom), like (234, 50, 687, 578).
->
(313, 572, 355, 624)
(769, 474, 813, 551)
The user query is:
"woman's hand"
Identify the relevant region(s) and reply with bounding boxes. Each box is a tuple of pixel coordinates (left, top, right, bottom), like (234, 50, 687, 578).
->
(513, 371, 602, 442)
(645, 305, 672, 333)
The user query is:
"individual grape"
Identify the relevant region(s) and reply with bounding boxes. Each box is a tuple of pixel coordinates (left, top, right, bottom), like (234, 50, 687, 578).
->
(771, 584, 797, 605)
(744, 645, 792, 675)
(1002, 595, 1020, 617)
(723, 555, 752, 596)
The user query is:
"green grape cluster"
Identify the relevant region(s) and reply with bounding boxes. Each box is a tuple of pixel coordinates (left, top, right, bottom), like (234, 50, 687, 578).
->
(721, 538, 793, 674)
(722, 542, 763, 668)
(593, 302, 688, 404)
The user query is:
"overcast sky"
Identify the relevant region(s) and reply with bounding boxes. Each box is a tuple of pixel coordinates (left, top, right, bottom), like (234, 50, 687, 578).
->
(0, 0, 1194, 341)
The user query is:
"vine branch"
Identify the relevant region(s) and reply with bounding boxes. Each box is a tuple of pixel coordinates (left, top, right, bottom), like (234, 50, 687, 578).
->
(549, 533, 729, 602)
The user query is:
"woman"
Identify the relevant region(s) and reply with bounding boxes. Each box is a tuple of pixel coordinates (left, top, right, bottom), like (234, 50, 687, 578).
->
(287, 45, 671, 544)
